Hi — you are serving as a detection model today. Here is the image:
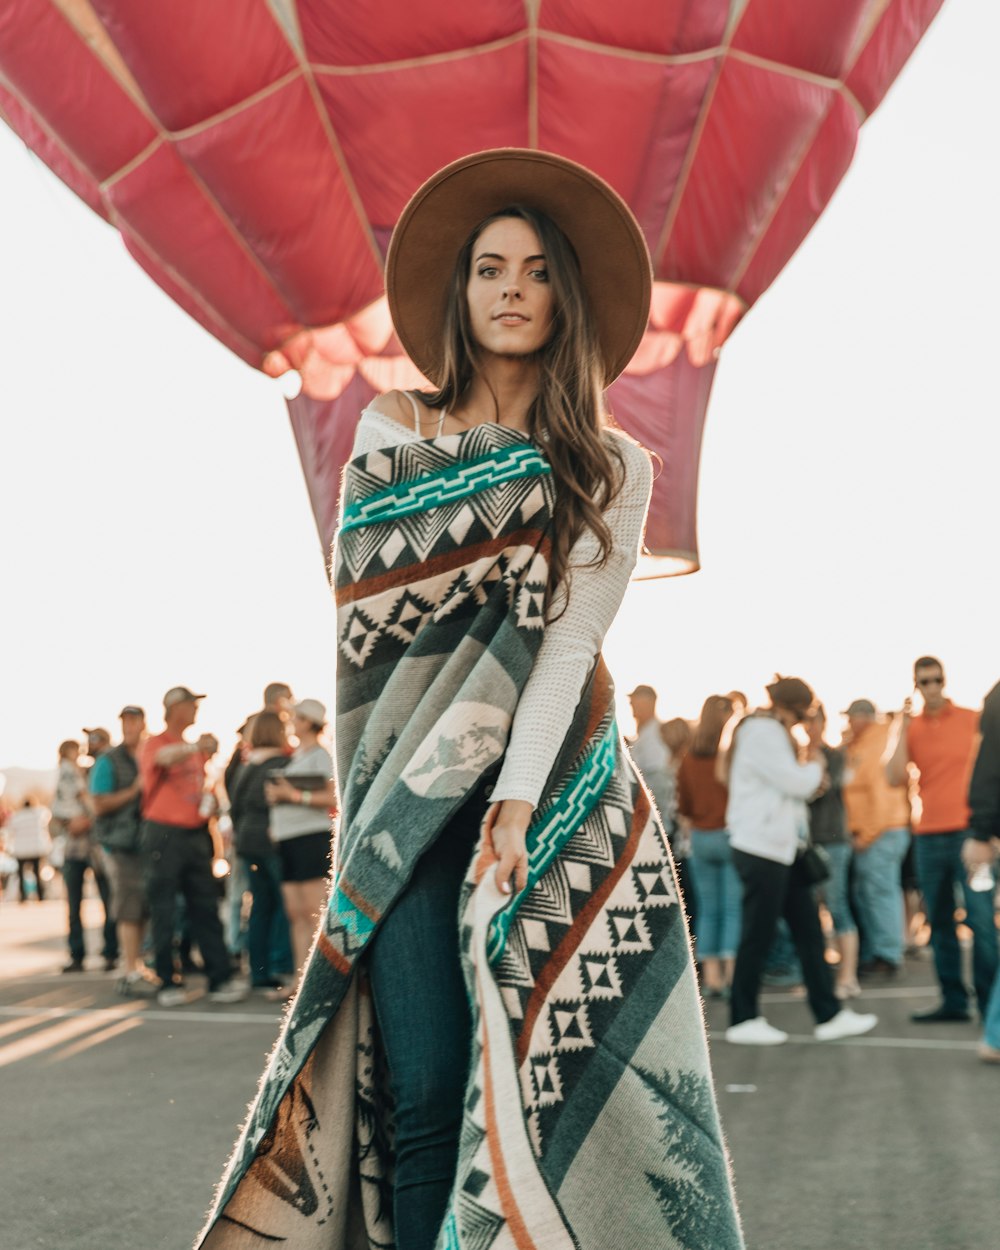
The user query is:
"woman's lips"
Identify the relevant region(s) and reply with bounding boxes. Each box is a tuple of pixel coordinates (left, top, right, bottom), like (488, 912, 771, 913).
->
(494, 313, 529, 324)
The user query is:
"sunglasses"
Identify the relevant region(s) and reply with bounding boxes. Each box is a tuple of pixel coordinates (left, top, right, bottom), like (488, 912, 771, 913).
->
(916, 677, 944, 688)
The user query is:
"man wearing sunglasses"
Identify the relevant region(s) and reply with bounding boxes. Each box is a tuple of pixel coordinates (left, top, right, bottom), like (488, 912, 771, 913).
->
(886, 657, 994, 1022)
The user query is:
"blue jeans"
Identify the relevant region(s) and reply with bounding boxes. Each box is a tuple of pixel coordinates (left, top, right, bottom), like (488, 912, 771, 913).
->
(367, 791, 485, 1250)
(853, 827, 910, 965)
(688, 829, 741, 958)
(983, 966, 1000, 1050)
(814, 842, 856, 935)
(242, 852, 293, 986)
(226, 855, 250, 956)
(62, 856, 118, 963)
(913, 831, 998, 1013)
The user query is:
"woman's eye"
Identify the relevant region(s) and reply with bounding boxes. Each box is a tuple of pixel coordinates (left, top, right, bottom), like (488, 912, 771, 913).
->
(477, 266, 499, 278)
(530, 268, 549, 283)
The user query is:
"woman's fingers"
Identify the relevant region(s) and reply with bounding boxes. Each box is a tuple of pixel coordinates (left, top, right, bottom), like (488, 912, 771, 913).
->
(494, 844, 529, 895)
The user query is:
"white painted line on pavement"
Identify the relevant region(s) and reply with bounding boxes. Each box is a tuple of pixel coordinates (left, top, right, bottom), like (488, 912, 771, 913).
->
(0, 1005, 281, 1026)
(713, 1030, 981, 1052)
(758, 985, 938, 1004)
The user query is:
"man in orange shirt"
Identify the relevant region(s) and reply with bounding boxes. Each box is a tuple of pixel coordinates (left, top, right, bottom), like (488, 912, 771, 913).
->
(886, 656, 994, 1022)
(139, 686, 247, 1007)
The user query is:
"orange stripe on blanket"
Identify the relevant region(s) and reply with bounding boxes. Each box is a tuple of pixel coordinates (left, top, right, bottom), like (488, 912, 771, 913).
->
(581, 660, 613, 746)
(481, 1013, 539, 1250)
(515, 786, 652, 1066)
(335, 529, 551, 606)
(317, 929, 351, 976)
(339, 877, 380, 923)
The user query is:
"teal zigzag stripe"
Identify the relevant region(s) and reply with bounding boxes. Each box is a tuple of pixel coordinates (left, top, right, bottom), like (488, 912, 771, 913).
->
(487, 719, 618, 966)
(327, 876, 376, 948)
(340, 445, 551, 534)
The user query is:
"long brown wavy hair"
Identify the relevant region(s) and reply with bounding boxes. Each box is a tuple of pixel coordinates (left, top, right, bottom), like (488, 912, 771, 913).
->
(690, 695, 734, 758)
(421, 206, 625, 615)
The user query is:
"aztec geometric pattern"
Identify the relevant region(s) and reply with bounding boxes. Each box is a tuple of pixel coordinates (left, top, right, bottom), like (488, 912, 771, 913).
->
(197, 423, 742, 1249)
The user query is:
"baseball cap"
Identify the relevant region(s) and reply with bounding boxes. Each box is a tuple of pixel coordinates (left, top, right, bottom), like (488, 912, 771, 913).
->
(628, 684, 658, 700)
(163, 686, 206, 708)
(119, 705, 145, 719)
(82, 726, 111, 743)
(293, 698, 327, 727)
(842, 699, 877, 718)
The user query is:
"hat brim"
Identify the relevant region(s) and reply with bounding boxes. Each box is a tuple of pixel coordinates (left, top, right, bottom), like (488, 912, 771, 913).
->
(386, 149, 652, 388)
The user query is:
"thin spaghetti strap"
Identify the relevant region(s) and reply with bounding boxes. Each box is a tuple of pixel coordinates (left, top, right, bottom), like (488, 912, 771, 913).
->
(404, 389, 422, 433)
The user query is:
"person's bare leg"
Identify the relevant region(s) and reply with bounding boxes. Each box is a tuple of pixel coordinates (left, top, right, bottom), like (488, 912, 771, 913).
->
(701, 956, 724, 994)
(119, 920, 144, 973)
(280, 879, 328, 983)
(835, 930, 860, 998)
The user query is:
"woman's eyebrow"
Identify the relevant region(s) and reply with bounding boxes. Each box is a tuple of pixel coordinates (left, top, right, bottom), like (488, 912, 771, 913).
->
(473, 252, 547, 263)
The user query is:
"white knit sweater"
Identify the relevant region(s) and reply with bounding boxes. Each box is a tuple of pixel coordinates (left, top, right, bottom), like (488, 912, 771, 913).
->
(350, 407, 653, 808)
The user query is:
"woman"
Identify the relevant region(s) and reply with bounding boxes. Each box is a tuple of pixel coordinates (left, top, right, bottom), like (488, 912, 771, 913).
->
(199, 150, 742, 1250)
(7, 796, 51, 901)
(263, 698, 337, 992)
(725, 677, 877, 1046)
(228, 711, 293, 991)
(678, 695, 739, 997)
(805, 705, 859, 998)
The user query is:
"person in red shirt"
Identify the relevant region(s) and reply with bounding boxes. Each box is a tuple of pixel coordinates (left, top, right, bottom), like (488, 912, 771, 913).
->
(139, 686, 247, 1006)
(886, 656, 995, 1022)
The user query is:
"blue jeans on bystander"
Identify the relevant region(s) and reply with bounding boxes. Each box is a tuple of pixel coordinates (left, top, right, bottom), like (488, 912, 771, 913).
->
(913, 830, 998, 1014)
(688, 829, 741, 959)
(815, 842, 856, 936)
(243, 852, 293, 986)
(853, 827, 910, 966)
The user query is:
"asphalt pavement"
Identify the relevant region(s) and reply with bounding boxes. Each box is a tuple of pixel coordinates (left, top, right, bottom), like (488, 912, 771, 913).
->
(2, 893, 997, 1250)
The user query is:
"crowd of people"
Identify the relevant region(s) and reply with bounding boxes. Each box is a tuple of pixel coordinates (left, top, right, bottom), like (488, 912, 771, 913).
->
(0, 681, 335, 1007)
(3, 660, 999, 1063)
(626, 656, 1000, 1062)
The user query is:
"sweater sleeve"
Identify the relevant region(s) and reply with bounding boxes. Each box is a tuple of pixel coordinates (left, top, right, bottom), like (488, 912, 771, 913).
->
(739, 721, 824, 801)
(489, 436, 653, 808)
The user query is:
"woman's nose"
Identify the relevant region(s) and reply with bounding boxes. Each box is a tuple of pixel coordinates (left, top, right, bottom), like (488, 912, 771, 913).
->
(502, 282, 522, 299)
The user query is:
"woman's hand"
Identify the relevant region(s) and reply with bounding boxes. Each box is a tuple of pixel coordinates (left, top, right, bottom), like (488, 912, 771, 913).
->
(264, 776, 297, 805)
(483, 799, 532, 895)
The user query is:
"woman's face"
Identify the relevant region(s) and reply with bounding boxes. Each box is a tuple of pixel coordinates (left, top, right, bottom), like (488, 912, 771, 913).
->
(465, 217, 554, 359)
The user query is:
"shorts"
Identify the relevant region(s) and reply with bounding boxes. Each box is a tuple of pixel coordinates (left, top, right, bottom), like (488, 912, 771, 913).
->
(277, 831, 333, 883)
(104, 849, 149, 923)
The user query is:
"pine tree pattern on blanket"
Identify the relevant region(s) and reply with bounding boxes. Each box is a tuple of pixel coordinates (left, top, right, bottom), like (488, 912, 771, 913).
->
(196, 423, 743, 1250)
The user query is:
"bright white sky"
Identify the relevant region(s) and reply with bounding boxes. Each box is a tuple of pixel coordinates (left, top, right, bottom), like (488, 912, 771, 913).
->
(1, 3, 997, 773)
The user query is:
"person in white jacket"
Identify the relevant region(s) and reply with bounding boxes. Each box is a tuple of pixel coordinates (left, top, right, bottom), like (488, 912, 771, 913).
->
(724, 677, 878, 1046)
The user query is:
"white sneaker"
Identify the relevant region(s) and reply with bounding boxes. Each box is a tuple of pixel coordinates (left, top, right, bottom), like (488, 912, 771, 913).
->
(208, 980, 249, 1005)
(157, 986, 188, 1008)
(724, 1017, 789, 1046)
(814, 1008, 878, 1042)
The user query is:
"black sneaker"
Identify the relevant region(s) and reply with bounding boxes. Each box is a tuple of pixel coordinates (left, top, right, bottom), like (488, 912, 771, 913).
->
(61, 960, 85, 974)
(910, 1004, 972, 1023)
(859, 957, 899, 978)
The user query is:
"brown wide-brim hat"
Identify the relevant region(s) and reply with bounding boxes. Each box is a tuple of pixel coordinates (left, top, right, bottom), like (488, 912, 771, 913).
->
(385, 148, 652, 388)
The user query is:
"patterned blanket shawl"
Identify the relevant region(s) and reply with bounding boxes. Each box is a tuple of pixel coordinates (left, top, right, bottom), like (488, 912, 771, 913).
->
(198, 424, 743, 1250)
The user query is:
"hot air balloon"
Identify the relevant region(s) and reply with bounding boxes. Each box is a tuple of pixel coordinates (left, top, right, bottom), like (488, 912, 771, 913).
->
(0, 1, 945, 573)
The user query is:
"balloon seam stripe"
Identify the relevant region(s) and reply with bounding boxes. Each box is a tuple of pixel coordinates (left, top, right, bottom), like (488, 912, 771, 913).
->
(262, 2, 387, 275)
(165, 68, 305, 142)
(727, 93, 845, 294)
(112, 218, 265, 360)
(309, 32, 528, 77)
